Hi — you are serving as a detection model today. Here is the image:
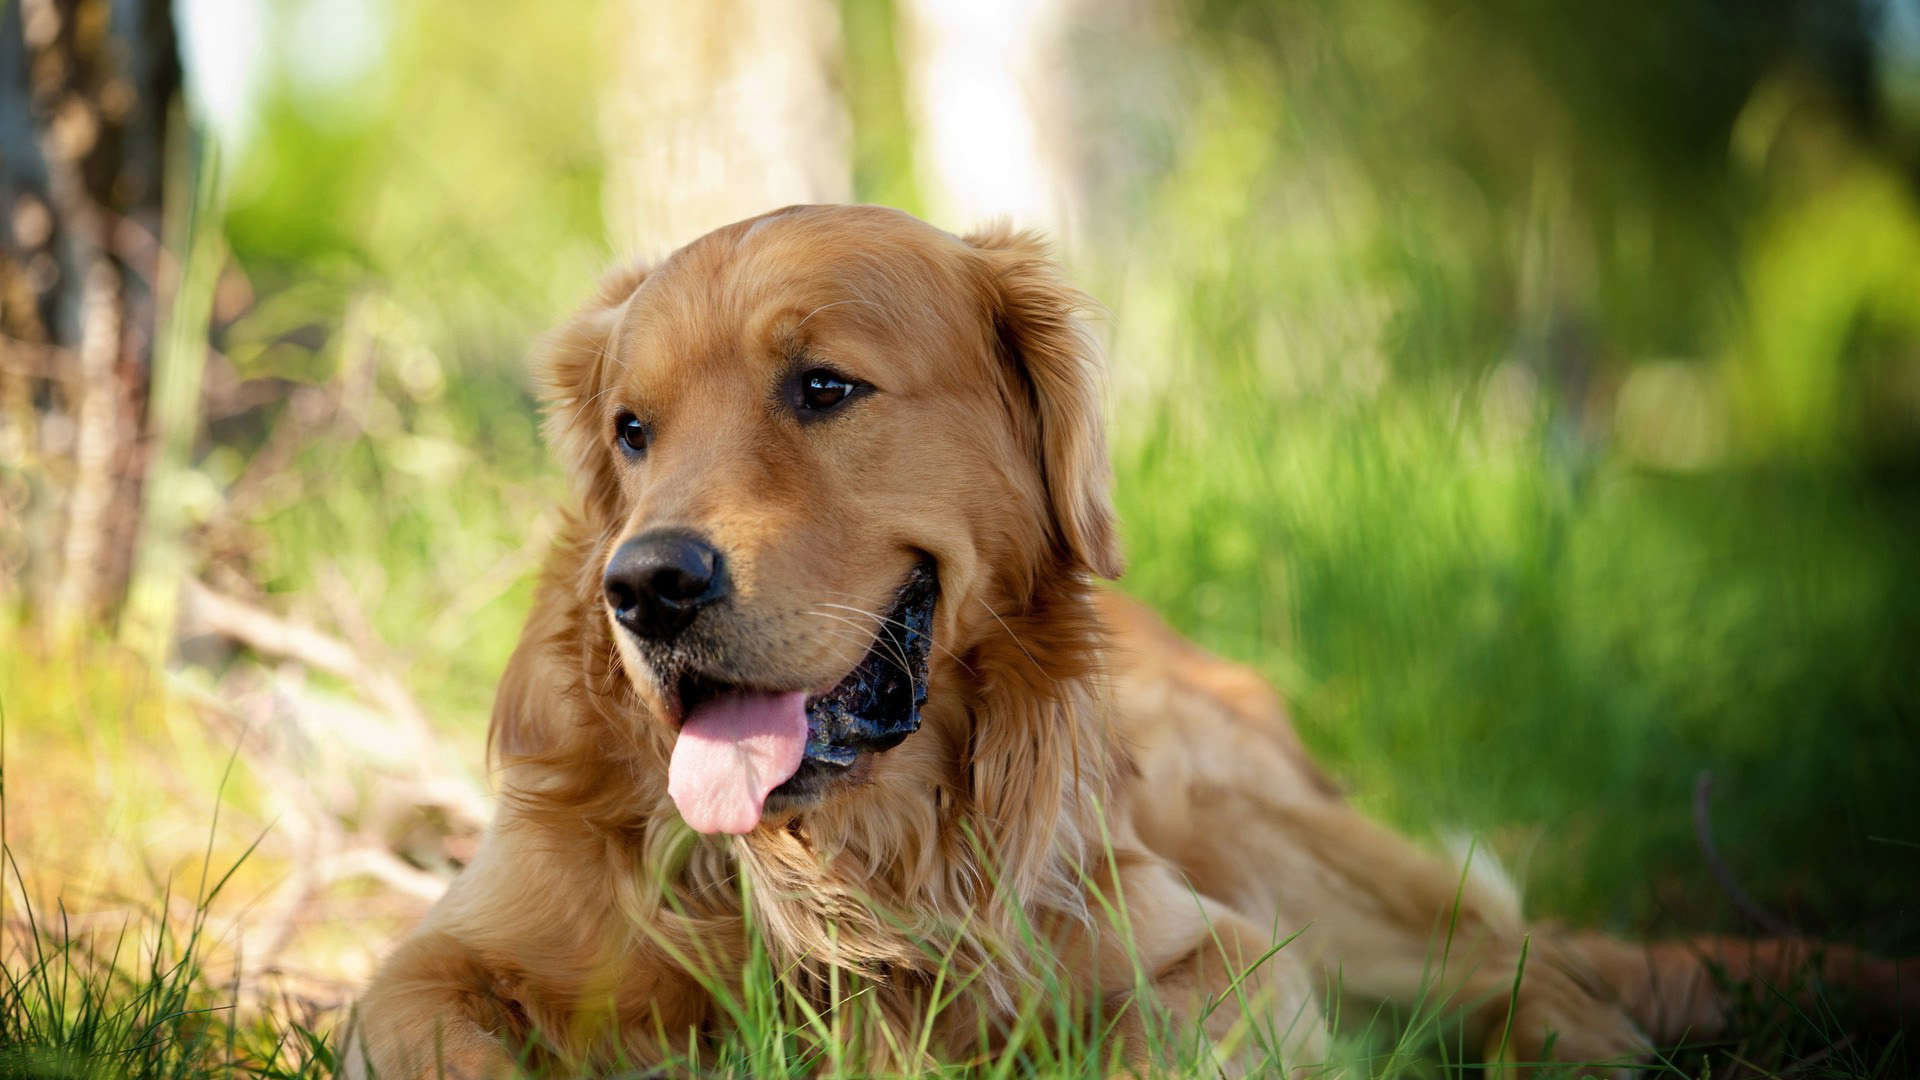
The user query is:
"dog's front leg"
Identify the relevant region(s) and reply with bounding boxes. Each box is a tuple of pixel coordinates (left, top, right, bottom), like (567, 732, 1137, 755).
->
(340, 930, 521, 1080)
(1075, 852, 1330, 1078)
(343, 813, 691, 1078)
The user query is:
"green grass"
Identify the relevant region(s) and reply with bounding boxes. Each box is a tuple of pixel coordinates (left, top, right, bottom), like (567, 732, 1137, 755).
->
(0, 891, 330, 1080)
(1115, 377, 1920, 935)
(5, 774, 1911, 1079)
(0, 730, 333, 1080)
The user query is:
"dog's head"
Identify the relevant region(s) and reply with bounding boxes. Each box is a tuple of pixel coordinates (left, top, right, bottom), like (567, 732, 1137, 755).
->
(521, 205, 1119, 835)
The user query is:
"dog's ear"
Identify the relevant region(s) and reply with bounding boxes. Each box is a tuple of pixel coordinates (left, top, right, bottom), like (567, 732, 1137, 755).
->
(488, 628, 547, 763)
(965, 225, 1123, 579)
(535, 261, 649, 518)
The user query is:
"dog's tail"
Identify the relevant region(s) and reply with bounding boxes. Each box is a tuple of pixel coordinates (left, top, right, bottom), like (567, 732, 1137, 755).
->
(1564, 772, 1919, 1047)
(1567, 931, 1920, 1047)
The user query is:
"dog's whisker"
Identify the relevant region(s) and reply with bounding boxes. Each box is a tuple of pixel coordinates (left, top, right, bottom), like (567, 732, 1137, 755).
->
(803, 610, 919, 685)
(806, 591, 933, 703)
(803, 609, 922, 716)
(591, 635, 623, 699)
(814, 601, 975, 676)
(803, 609, 921, 706)
(798, 620, 887, 659)
(799, 609, 897, 655)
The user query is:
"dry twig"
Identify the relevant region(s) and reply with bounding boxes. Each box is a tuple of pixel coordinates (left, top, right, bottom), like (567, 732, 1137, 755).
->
(172, 578, 495, 999)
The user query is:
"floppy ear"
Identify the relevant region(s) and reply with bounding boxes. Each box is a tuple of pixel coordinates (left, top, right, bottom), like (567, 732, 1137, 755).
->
(488, 628, 548, 764)
(965, 225, 1123, 579)
(535, 261, 650, 520)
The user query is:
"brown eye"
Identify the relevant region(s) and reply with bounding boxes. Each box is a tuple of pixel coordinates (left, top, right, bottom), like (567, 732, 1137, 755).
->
(795, 368, 864, 418)
(615, 412, 649, 456)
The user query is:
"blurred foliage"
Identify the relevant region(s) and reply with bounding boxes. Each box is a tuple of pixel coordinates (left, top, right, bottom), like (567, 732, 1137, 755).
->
(1046, 0, 1920, 935)
(840, 0, 925, 216)
(195, 0, 620, 727)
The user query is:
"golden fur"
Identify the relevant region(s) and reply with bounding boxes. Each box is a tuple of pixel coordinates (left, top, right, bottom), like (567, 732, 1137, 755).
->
(345, 205, 1914, 1078)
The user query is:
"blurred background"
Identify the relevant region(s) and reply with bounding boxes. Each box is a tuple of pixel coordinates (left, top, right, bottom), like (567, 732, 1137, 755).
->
(3, 0, 1919, 1064)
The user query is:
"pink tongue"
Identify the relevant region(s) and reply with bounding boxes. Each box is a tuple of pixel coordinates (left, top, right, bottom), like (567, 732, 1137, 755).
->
(668, 691, 808, 834)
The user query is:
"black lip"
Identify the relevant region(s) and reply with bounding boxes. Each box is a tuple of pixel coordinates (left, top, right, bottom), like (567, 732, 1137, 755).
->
(792, 558, 938, 769)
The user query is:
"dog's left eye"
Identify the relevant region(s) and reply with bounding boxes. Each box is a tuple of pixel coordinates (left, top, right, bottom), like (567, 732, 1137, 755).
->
(794, 368, 865, 417)
(614, 412, 649, 456)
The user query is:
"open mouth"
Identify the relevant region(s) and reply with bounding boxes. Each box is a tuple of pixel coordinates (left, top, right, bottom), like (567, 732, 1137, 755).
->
(663, 560, 938, 832)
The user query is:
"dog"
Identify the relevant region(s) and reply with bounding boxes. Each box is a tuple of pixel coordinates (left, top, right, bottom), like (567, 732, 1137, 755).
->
(345, 205, 1913, 1078)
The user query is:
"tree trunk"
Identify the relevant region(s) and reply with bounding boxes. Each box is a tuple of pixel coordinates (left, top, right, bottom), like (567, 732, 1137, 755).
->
(896, 0, 1082, 241)
(599, 0, 852, 260)
(0, 0, 181, 629)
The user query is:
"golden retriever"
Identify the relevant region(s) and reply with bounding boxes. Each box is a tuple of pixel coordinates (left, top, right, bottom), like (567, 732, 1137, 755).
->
(345, 205, 1913, 1078)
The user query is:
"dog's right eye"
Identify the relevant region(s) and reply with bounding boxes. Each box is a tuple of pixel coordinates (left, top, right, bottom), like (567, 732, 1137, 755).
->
(790, 367, 869, 422)
(614, 412, 649, 457)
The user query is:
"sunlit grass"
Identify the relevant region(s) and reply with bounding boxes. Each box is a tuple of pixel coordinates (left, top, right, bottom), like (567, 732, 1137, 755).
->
(0, 632, 278, 908)
(0, 718, 332, 1080)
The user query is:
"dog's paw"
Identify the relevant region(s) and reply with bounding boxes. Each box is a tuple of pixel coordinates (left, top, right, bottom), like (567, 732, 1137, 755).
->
(1484, 997, 1651, 1079)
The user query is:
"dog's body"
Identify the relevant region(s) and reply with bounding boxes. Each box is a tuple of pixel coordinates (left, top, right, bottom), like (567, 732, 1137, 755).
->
(347, 206, 1910, 1078)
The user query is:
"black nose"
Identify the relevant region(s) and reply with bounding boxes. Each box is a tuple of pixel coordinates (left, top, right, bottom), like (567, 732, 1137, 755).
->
(603, 530, 728, 641)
